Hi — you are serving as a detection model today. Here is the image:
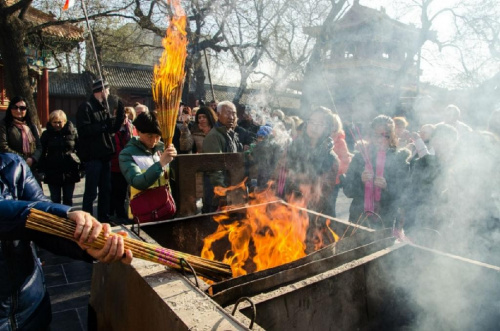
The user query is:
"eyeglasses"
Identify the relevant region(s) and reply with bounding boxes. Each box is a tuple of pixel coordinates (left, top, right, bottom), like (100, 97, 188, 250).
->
(12, 105, 27, 111)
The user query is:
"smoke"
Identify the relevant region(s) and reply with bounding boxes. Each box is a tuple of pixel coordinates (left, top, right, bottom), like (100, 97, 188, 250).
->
(227, 1, 500, 326)
(371, 244, 500, 330)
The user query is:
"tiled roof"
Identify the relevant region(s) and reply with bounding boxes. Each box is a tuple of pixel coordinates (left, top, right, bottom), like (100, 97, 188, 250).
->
(49, 72, 90, 96)
(103, 63, 153, 91)
(304, 3, 419, 39)
(6, 0, 84, 41)
(49, 63, 301, 110)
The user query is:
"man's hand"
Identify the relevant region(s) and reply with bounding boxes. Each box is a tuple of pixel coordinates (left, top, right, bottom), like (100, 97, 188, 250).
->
(68, 211, 132, 264)
(69, 210, 102, 244)
(85, 227, 133, 264)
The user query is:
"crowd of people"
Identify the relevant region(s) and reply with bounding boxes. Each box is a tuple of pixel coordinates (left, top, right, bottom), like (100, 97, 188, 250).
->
(1, 77, 499, 328)
(2, 79, 499, 260)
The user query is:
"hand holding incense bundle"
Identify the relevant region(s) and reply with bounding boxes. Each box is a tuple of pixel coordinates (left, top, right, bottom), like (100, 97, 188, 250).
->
(152, 0, 188, 145)
(26, 209, 233, 282)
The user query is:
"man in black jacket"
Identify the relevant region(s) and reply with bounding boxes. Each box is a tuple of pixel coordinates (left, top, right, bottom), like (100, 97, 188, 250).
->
(76, 79, 125, 222)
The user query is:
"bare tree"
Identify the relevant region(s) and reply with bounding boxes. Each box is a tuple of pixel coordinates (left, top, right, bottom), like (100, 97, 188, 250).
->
(213, 0, 296, 105)
(0, 0, 134, 125)
(390, 0, 500, 92)
(131, 0, 229, 104)
(254, 0, 331, 93)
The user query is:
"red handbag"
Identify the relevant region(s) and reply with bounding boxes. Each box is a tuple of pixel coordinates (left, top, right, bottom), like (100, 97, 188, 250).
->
(129, 184, 176, 224)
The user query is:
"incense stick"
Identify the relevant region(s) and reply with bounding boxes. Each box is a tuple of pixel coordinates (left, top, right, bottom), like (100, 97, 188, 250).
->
(152, 2, 188, 145)
(26, 209, 232, 282)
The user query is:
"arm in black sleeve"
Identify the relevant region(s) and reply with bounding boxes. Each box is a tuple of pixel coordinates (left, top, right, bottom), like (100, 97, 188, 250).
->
(107, 99, 125, 133)
(38, 131, 48, 173)
(343, 152, 365, 199)
(30, 125, 43, 163)
(29, 229, 94, 263)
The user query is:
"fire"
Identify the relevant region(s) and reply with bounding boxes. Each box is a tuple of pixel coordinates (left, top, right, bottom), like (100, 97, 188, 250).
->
(152, 0, 188, 145)
(201, 181, 338, 278)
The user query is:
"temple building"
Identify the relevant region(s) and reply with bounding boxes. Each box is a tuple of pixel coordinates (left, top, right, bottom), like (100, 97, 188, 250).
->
(301, 1, 422, 123)
(0, 1, 83, 124)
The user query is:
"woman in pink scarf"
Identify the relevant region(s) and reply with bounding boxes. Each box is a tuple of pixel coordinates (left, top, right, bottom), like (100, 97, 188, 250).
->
(343, 115, 410, 228)
(0, 96, 42, 173)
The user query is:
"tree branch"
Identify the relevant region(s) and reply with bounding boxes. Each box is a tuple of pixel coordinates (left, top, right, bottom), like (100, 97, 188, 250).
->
(3, 0, 32, 17)
(27, 3, 135, 35)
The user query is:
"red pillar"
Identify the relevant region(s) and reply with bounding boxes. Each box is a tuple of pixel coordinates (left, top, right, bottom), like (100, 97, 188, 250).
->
(36, 68, 49, 126)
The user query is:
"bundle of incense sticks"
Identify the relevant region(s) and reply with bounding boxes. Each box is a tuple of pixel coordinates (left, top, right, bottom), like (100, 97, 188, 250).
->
(26, 209, 232, 282)
(152, 0, 188, 145)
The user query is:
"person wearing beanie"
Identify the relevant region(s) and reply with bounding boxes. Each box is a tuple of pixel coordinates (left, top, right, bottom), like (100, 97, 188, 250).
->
(76, 79, 125, 222)
(119, 112, 177, 219)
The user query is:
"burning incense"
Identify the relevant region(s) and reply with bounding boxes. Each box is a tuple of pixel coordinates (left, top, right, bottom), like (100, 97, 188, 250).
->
(26, 209, 232, 282)
(152, 0, 188, 145)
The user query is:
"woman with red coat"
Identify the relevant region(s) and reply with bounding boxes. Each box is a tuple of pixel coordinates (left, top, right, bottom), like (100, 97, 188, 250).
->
(109, 107, 135, 223)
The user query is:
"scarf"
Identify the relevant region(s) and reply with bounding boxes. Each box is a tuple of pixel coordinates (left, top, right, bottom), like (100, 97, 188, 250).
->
(13, 119, 36, 156)
(364, 149, 386, 213)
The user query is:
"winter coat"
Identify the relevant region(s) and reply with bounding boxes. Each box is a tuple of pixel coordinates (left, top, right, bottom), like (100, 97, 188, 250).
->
(203, 123, 243, 154)
(283, 134, 339, 215)
(251, 137, 284, 188)
(403, 154, 444, 231)
(191, 126, 209, 153)
(111, 123, 133, 173)
(119, 137, 169, 198)
(202, 123, 243, 188)
(76, 95, 125, 162)
(39, 121, 80, 186)
(343, 147, 410, 225)
(0, 153, 92, 330)
(235, 126, 256, 148)
(0, 119, 42, 164)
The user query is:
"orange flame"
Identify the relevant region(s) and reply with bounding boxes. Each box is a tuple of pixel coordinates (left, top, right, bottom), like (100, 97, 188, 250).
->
(201, 182, 338, 278)
(152, 0, 188, 145)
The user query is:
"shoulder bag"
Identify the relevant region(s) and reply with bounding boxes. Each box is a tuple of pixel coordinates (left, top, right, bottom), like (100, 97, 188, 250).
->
(129, 181, 176, 225)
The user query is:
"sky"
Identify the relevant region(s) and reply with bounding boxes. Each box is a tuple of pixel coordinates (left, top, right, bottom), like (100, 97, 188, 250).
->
(209, 0, 498, 90)
(358, 0, 499, 88)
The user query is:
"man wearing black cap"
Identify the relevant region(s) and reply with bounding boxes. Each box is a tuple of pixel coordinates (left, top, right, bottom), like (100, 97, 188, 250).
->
(76, 79, 125, 221)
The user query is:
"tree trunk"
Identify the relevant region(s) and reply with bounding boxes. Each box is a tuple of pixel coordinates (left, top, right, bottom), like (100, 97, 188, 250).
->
(0, 13, 39, 127)
(193, 54, 206, 102)
(233, 70, 250, 106)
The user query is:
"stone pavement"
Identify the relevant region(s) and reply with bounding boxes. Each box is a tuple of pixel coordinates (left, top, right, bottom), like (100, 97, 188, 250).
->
(39, 178, 352, 330)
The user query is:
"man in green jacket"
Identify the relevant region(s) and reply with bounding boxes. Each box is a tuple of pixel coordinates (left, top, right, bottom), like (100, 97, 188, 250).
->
(202, 101, 243, 212)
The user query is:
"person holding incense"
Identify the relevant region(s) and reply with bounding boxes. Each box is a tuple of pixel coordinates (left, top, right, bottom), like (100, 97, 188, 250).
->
(119, 111, 178, 220)
(0, 152, 132, 331)
(343, 115, 410, 228)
